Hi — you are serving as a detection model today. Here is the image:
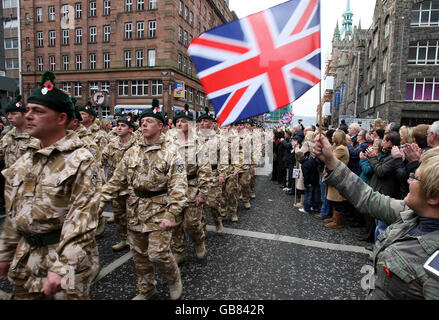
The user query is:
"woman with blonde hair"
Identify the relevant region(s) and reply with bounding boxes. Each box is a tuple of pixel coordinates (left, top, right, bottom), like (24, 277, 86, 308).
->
(324, 129, 349, 228)
(100, 117, 112, 135)
(399, 126, 414, 145)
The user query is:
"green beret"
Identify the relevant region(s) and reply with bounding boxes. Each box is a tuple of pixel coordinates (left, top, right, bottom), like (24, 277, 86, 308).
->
(79, 101, 97, 117)
(27, 71, 74, 118)
(139, 106, 165, 124)
(5, 95, 26, 113)
(196, 107, 215, 123)
(117, 113, 136, 129)
(173, 104, 193, 125)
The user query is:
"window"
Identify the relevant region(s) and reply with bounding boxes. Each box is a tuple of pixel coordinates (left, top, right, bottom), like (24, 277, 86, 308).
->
(89, 26, 97, 43)
(63, 82, 72, 94)
(62, 29, 69, 45)
(104, 0, 111, 15)
(36, 7, 43, 22)
(101, 81, 110, 93)
(125, 0, 133, 12)
(184, 6, 188, 21)
(37, 56, 44, 72)
(408, 40, 439, 65)
(148, 49, 156, 67)
(131, 80, 148, 96)
(183, 56, 187, 73)
(2, 0, 17, 8)
(104, 52, 110, 69)
(125, 22, 133, 39)
(3, 18, 18, 29)
(373, 30, 378, 49)
(48, 6, 55, 21)
(136, 50, 144, 67)
(89, 1, 97, 17)
(151, 80, 163, 96)
(370, 87, 375, 107)
(380, 82, 386, 104)
(89, 82, 99, 96)
(178, 26, 183, 42)
(188, 88, 193, 102)
(89, 53, 96, 69)
(137, 0, 144, 10)
(149, 0, 157, 10)
(74, 81, 82, 97)
(75, 28, 82, 44)
(178, 54, 182, 70)
(63, 55, 69, 71)
(49, 56, 56, 71)
(61, 5, 69, 19)
(4, 38, 18, 49)
(184, 31, 188, 46)
(364, 92, 369, 110)
(406, 78, 439, 101)
(75, 3, 82, 18)
(382, 49, 388, 72)
(25, 37, 30, 49)
(384, 16, 390, 38)
(189, 11, 193, 25)
(118, 81, 129, 96)
(136, 21, 144, 38)
(103, 25, 111, 42)
(49, 30, 56, 46)
(37, 32, 44, 47)
(76, 54, 82, 70)
(371, 59, 377, 80)
(411, 1, 439, 27)
(124, 50, 132, 67)
(148, 20, 157, 38)
(179, 1, 183, 16)
(5, 58, 19, 70)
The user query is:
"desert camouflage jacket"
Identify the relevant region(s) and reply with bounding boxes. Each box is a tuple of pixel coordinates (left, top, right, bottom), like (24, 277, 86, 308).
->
(0, 127, 40, 169)
(99, 134, 188, 232)
(0, 131, 99, 292)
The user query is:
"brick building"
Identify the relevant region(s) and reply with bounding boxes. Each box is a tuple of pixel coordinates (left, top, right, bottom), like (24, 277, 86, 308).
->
(328, 0, 439, 127)
(20, 0, 236, 118)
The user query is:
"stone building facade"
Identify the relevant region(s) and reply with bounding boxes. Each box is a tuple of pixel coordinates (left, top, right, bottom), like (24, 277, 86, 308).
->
(328, 0, 439, 127)
(20, 0, 236, 118)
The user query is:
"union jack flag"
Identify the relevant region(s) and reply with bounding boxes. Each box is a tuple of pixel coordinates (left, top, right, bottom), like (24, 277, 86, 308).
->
(188, 0, 321, 126)
(262, 113, 271, 120)
(281, 111, 294, 123)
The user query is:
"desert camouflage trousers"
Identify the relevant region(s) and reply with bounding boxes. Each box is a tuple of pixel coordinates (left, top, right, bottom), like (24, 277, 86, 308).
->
(250, 169, 256, 196)
(112, 196, 128, 240)
(9, 238, 99, 300)
(238, 170, 252, 203)
(127, 229, 179, 294)
(207, 172, 227, 227)
(223, 174, 239, 217)
(172, 205, 206, 254)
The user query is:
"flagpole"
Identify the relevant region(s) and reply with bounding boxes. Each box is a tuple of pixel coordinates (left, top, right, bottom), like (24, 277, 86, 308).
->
(318, 0, 323, 135)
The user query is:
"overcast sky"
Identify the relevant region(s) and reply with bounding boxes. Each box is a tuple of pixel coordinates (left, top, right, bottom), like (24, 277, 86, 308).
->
(227, 0, 376, 117)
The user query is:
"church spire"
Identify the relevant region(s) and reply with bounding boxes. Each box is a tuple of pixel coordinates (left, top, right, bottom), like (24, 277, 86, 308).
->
(339, 0, 354, 40)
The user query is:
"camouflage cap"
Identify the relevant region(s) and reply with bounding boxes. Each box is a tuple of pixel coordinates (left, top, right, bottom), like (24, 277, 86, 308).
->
(5, 95, 26, 113)
(27, 71, 74, 118)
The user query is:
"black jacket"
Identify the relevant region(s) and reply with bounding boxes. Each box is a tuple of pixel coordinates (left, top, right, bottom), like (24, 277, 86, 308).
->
(369, 151, 404, 199)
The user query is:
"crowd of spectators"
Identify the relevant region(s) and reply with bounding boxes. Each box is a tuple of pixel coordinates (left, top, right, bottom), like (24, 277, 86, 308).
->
(271, 118, 439, 250)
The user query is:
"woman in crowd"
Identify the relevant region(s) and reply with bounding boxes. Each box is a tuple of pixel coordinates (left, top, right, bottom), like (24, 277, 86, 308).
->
(324, 129, 349, 229)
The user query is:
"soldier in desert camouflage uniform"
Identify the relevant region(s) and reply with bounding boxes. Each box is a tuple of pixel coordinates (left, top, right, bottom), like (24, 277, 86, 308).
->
(236, 121, 253, 210)
(196, 107, 225, 234)
(0, 95, 40, 169)
(98, 107, 187, 300)
(218, 124, 241, 222)
(171, 105, 212, 264)
(0, 71, 99, 300)
(99, 114, 137, 251)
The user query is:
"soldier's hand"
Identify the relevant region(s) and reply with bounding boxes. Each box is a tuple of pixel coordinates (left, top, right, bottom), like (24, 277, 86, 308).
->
(219, 177, 225, 185)
(41, 271, 63, 296)
(196, 197, 205, 207)
(97, 207, 104, 217)
(0, 261, 10, 277)
(160, 218, 177, 231)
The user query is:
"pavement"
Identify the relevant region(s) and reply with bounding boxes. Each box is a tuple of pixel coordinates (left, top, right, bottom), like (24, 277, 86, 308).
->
(0, 174, 373, 300)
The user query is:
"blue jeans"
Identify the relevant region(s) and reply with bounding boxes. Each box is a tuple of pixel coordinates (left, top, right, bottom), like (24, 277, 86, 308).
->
(319, 178, 331, 218)
(304, 184, 320, 213)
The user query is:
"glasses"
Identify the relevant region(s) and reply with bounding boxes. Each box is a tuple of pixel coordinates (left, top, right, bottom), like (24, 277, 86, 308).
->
(409, 173, 421, 182)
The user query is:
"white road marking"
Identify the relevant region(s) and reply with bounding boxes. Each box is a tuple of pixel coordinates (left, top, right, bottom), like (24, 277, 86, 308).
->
(93, 251, 133, 283)
(205, 225, 369, 254)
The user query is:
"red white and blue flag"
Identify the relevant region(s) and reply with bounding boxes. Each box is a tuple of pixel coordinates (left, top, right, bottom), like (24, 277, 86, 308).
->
(262, 113, 271, 120)
(281, 111, 294, 123)
(188, 0, 321, 126)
